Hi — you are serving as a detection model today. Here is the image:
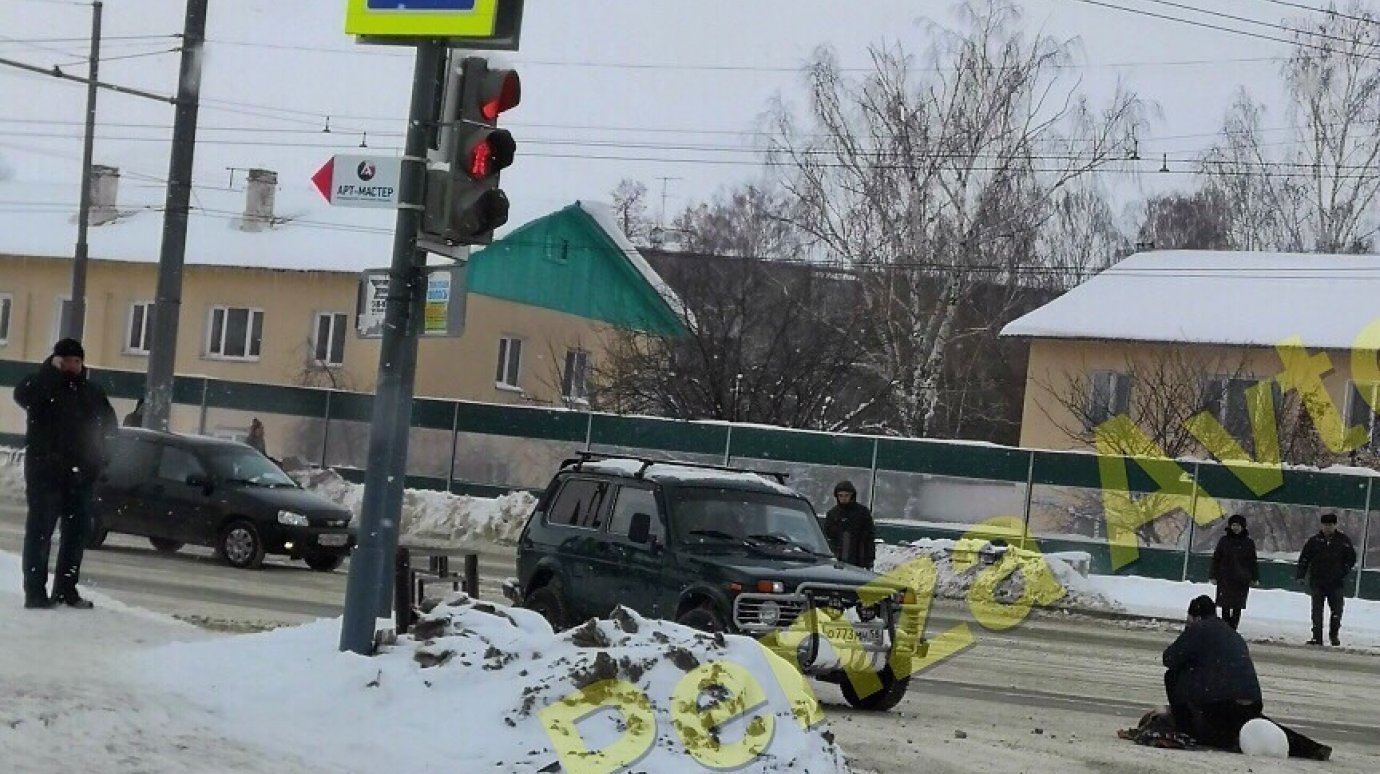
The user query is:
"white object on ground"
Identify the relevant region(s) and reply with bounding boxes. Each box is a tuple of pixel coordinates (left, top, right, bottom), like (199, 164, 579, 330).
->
(1239, 718, 1290, 758)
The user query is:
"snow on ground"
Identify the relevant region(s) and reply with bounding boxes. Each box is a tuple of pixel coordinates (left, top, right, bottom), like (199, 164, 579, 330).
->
(877, 539, 1380, 652)
(0, 546, 850, 773)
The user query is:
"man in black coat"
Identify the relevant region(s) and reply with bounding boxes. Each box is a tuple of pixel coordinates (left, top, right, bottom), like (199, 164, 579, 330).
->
(823, 480, 875, 569)
(1210, 514, 1259, 630)
(1161, 595, 1331, 760)
(13, 339, 116, 609)
(1296, 512, 1357, 646)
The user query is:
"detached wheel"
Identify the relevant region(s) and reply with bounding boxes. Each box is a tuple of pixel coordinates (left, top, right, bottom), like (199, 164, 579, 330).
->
(149, 538, 184, 554)
(524, 582, 570, 631)
(304, 554, 344, 572)
(840, 667, 910, 712)
(677, 604, 728, 633)
(218, 520, 265, 569)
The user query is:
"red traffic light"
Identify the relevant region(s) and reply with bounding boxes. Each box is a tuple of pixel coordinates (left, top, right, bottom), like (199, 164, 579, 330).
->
(465, 130, 516, 178)
(480, 70, 521, 121)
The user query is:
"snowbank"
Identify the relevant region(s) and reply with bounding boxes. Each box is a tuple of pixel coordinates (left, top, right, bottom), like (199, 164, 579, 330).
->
(143, 596, 852, 773)
(290, 466, 536, 545)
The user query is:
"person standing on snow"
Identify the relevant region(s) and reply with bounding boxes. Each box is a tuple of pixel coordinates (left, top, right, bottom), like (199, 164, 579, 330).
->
(246, 417, 268, 456)
(1210, 514, 1258, 630)
(824, 480, 875, 569)
(1296, 512, 1357, 646)
(13, 339, 116, 610)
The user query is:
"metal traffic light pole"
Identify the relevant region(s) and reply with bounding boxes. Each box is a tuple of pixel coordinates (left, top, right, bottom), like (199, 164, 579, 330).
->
(339, 40, 448, 656)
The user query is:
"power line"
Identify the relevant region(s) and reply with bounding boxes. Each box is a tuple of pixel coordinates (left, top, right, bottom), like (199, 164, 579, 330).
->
(1249, 0, 1380, 26)
(1138, 0, 1379, 46)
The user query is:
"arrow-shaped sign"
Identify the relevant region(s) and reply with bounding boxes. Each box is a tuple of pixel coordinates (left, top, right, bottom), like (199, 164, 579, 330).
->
(311, 154, 401, 209)
(311, 157, 335, 203)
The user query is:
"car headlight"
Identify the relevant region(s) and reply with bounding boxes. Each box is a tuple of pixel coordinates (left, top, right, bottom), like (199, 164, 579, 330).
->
(858, 604, 879, 622)
(278, 511, 309, 527)
(758, 600, 781, 627)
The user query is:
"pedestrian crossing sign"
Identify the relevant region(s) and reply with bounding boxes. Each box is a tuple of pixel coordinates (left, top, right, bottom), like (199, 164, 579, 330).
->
(346, 0, 500, 38)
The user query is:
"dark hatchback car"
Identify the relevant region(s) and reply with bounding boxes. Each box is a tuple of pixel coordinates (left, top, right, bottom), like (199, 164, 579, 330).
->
(90, 428, 356, 571)
(504, 453, 926, 711)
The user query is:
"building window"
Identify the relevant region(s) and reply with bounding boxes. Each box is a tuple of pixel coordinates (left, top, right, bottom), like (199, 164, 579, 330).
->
(207, 306, 264, 360)
(495, 336, 522, 389)
(563, 348, 590, 402)
(1087, 371, 1131, 428)
(313, 312, 348, 367)
(1205, 377, 1280, 450)
(1346, 381, 1380, 448)
(126, 302, 155, 355)
(0, 294, 11, 345)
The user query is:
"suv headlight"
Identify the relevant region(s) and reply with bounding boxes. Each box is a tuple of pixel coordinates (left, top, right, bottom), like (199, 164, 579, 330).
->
(758, 600, 781, 627)
(278, 511, 309, 527)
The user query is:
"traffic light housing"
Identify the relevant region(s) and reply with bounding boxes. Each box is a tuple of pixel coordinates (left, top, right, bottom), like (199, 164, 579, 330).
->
(438, 56, 520, 246)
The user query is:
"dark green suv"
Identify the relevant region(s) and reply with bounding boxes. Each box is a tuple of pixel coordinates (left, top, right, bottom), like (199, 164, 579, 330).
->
(502, 453, 926, 711)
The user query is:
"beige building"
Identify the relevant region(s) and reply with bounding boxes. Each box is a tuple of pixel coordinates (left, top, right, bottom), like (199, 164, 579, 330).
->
(1002, 250, 1380, 456)
(0, 169, 684, 451)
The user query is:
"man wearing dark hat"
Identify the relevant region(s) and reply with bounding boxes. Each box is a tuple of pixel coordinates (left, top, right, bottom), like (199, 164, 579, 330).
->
(1296, 512, 1357, 646)
(823, 480, 875, 569)
(1162, 595, 1263, 749)
(13, 339, 116, 609)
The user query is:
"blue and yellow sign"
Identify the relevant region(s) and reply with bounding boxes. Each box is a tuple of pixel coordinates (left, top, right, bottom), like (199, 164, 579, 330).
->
(346, 0, 500, 38)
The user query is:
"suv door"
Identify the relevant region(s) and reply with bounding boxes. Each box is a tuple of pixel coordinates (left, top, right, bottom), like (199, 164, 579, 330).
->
(95, 433, 160, 536)
(543, 476, 612, 622)
(146, 444, 213, 544)
(602, 484, 669, 618)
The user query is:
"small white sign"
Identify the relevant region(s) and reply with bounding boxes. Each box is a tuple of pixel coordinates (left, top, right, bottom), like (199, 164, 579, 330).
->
(313, 155, 401, 209)
(357, 272, 391, 337)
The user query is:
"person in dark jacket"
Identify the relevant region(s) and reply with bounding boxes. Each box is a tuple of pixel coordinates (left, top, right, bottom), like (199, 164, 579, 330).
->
(1210, 514, 1259, 630)
(246, 417, 267, 456)
(1296, 512, 1357, 646)
(1161, 595, 1331, 760)
(823, 480, 875, 569)
(13, 339, 116, 609)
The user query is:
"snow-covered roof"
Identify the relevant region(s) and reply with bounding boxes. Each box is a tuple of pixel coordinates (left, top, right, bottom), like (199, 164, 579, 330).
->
(576, 201, 689, 323)
(1001, 250, 1380, 350)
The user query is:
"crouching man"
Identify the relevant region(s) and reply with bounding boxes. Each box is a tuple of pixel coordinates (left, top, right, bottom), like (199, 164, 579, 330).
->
(1162, 595, 1330, 760)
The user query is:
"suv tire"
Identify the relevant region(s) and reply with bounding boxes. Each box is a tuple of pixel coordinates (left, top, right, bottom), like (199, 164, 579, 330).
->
(218, 519, 266, 570)
(524, 582, 570, 632)
(677, 603, 728, 633)
(840, 667, 910, 712)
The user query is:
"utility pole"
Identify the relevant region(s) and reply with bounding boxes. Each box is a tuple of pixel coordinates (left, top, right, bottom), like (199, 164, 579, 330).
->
(64, 0, 102, 342)
(656, 175, 681, 226)
(143, 0, 208, 431)
(339, 41, 447, 656)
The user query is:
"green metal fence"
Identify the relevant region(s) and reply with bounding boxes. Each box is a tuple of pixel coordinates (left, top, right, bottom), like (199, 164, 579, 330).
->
(1, 357, 1374, 599)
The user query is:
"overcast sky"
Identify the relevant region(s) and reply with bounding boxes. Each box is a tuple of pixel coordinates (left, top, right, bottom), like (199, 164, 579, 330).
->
(0, 0, 1319, 239)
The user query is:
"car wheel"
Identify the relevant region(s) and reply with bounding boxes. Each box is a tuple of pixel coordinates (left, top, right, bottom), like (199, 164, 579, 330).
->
(86, 518, 109, 550)
(304, 554, 344, 572)
(677, 603, 728, 633)
(218, 520, 266, 570)
(149, 538, 184, 554)
(524, 582, 569, 632)
(840, 667, 910, 712)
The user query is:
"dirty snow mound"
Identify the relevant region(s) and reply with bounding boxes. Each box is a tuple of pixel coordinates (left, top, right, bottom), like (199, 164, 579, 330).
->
(143, 597, 852, 773)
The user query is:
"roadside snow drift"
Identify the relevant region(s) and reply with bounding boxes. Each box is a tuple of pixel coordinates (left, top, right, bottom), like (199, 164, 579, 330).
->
(143, 596, 852, 773)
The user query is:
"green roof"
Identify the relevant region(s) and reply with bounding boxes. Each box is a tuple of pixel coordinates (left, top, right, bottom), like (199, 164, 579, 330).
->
(467, 202, 686, 337)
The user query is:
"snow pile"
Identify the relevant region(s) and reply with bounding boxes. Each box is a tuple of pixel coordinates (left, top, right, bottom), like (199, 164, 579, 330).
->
(143, 596, 852, 773)
(290, 465, 536, 544)
(875, 538, 1117, 612)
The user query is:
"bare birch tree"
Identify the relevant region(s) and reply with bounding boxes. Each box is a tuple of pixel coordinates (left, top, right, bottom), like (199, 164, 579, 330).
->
(1203, 1, 1380, 253)
(767, 0, 1144, 436)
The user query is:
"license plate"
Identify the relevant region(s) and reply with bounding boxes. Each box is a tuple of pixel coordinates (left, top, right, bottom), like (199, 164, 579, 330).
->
(318, 533, 349, 547)
(822, 623, 884, 647)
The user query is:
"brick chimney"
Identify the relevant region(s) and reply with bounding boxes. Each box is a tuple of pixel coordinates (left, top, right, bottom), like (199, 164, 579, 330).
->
(89, 165, 119, 225)
(241, 168, 277, 231)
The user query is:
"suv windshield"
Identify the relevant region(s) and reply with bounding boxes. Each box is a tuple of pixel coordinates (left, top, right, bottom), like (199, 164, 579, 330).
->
(206, 447, 296, 488)
(668, 487, 832, 555)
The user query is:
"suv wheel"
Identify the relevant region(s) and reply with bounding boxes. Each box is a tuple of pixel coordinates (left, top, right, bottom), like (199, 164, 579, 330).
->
(149, 538, 184, 554)
(304, 554, 344, 572)
(218, 520, 266, 570)
(677, 603, 727, 633)
(524, 582, 569, 632)
(840, 667, 910, 712)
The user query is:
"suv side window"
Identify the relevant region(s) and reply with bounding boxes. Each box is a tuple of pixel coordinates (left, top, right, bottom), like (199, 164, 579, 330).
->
(545, 478, 609, 530)
(105, 436, 159, 488)
(608, 486, 663, 544)
(157, 446, 206, 483)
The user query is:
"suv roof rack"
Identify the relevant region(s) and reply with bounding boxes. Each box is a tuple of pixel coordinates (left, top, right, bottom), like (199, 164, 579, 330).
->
(567, 450, 791, 484)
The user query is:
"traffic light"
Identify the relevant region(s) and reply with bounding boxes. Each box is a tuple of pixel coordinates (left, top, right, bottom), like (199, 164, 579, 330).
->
(441, 56, 520, 246)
